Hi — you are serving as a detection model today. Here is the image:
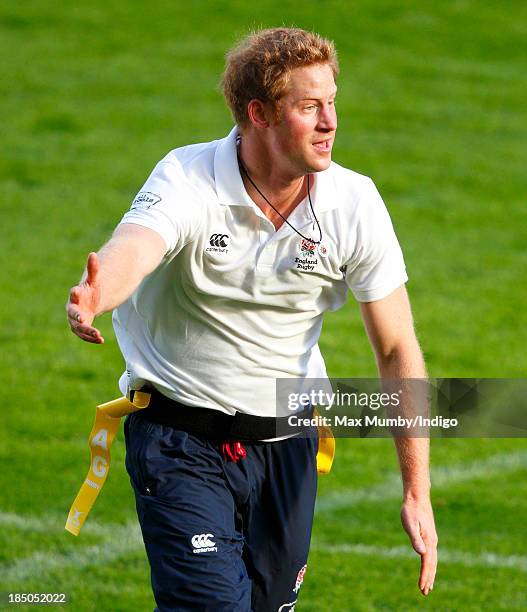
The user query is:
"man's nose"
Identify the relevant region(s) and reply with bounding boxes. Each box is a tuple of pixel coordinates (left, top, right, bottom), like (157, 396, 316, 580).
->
(318, 105, 337, 132)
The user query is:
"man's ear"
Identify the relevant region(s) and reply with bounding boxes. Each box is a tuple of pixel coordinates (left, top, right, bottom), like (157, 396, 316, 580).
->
(247, 99, 274, 129)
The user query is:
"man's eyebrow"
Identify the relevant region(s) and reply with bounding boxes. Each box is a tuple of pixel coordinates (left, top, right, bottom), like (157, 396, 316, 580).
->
(296, 90, 338, 102)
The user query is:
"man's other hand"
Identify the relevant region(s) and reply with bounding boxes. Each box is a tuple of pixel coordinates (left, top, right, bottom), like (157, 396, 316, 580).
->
(67, 252, 104, 344)
(401, 497, 438, 596)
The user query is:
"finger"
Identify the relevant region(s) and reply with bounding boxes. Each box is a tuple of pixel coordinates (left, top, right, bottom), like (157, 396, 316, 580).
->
(74, 329, 105, 344)
(67, 305, 84, 324)
(69, 321, 104, 343)
(426, 547, 438, 593)
(407, 525, 426, 555)
(419, 552, 430, 594)
(77, 323, 103, 339)
(86, 252, 99, 286)
(419, 546, 437, 595)
(68, 321, 99, 343)
(401, 511, 427, 555)
(77, 332, 105, 344)
(421, 531, 438, 590)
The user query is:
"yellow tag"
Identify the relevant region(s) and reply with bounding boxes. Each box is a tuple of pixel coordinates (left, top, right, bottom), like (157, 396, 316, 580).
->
(315, 409, 336, 474)
(65, 395, 149, 536)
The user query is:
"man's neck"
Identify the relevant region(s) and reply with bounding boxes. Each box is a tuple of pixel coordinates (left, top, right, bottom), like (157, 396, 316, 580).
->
(237, 134, 308, 229)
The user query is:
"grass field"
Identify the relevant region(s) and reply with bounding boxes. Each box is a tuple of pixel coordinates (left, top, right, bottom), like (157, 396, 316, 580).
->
(1, 1, 526, 610)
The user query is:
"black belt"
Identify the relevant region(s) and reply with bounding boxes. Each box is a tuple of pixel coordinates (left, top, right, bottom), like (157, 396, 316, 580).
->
(130, 388, 313, 441)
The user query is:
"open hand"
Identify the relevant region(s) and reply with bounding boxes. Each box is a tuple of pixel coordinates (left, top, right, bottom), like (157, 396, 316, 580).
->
(66, 252, 104, 344)
(401, 497, 438, 596)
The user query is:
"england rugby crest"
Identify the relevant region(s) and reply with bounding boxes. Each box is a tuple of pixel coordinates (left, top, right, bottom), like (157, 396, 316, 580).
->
(300, 238, 316, 257)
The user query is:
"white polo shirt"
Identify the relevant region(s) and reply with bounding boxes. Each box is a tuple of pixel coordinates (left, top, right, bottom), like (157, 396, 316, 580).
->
(113, 127, 408, 417)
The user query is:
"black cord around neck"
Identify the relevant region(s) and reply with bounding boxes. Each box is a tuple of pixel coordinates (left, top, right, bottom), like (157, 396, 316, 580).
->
(236, 153, 323, 245)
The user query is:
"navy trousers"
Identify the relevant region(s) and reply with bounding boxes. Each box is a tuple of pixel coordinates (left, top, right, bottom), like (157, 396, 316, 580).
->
(124, 412, 318, 611)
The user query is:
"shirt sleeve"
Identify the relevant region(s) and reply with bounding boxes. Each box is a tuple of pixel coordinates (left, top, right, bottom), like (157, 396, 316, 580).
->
(344, 178, 408, 302)
(119, 158, 203, 254)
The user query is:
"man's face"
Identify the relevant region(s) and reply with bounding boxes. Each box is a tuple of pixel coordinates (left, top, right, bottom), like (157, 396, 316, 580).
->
(268, 63, 337, 176)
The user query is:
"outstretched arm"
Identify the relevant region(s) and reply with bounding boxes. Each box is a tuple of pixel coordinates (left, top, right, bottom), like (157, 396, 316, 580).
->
(360, 284, 437, 596)
(66, 223, 166, 343)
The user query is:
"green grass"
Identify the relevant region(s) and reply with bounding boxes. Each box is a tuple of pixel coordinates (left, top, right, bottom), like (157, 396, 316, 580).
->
(1, 1, 526, 610)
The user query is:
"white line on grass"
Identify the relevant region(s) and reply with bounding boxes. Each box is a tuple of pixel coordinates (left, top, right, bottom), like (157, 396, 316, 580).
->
(0, 511, 111, 536)
(1, 523, 143, 585)
(315, 449, 527, 513)
(312, 542, 527, 572)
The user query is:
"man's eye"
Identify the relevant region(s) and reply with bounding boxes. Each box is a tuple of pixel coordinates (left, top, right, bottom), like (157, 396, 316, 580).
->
(304, 105, 316, 111)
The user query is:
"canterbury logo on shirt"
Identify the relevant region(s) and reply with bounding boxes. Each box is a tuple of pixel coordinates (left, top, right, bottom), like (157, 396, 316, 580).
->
(209, 233, 229, 248)
(205, 233, 230, 255)
(191, 533, 217, 553)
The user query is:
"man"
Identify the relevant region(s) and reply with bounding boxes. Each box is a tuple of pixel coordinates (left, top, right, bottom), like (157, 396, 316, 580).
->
(67, 28, 437, 611)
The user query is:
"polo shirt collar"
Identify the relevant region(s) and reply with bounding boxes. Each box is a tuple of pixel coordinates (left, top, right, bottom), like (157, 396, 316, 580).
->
(214, 125, 338, 213)
(214, 126, 254, 207)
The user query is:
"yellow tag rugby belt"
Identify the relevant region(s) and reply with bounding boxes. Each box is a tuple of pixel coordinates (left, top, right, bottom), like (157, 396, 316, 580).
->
(65, 392, 335, 536)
